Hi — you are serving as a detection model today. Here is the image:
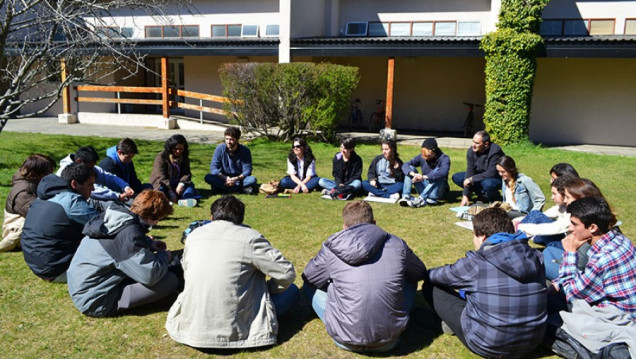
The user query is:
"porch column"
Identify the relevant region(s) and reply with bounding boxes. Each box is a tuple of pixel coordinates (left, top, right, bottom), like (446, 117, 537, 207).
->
(161, 56, 170, 118)
(279, 0, 291, 63)
(385, 57, 395, 129)
(61, 58, 71, 114)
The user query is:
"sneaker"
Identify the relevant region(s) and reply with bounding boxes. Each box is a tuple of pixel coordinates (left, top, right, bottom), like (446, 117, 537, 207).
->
(398, 196, 410, 207)
(390, 193, 400, 201)
(367, 192, 376, 197)
(409, 197, 426, 208)
(321, 189, 330, 196)
(242, 186, 254, 195)
(426, 198, 438, 205)
(177, 198, 197, 207)
(337, 193, 352, 201)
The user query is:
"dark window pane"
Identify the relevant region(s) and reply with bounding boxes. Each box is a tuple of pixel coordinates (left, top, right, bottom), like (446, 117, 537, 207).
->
(212, 25, 226, 37)
(145, 27, 162, 38)
(182, 26, 199, 37)
(228, 25, 241, 37)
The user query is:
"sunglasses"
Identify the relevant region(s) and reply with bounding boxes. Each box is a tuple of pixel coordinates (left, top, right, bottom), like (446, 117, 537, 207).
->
(292, 145, 302, 149)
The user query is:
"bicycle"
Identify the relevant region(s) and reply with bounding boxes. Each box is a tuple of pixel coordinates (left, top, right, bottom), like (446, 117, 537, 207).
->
(349, 98, 362, 130)
(369, 99, 386, 132)
(462, 102, 482, 138)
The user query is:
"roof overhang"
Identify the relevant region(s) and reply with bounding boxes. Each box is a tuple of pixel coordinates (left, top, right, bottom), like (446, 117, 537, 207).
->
(119, 38, 280, 57)
(541, 36, 636, 58)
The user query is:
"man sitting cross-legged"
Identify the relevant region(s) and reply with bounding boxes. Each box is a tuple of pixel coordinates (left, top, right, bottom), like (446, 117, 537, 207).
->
(204, 127, 257, 195)
(398, 138, 450, 208)
(166, 195, 299, 349)
(423, 207, 547, 358)
(303, 200, 426, 352)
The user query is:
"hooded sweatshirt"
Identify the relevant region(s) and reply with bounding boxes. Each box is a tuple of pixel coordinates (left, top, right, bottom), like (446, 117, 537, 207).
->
(303, 223, 426, 347)
(428, 231, 548, 358)
(67, 203, 169, 317)
(98, 146, 143, 193)
(21, 174, 99, 280)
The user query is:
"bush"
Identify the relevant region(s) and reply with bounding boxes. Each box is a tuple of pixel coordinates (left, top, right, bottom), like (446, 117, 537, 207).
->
(480, 0, 549, 145)
(219, 62, 359, 142)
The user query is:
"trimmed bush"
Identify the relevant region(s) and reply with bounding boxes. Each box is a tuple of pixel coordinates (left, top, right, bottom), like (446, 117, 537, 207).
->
(480, 0, 550, 145)
(219, 62, 359, 142)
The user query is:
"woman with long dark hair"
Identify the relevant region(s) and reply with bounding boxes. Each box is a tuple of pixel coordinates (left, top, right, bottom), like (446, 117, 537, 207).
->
(362, 140, 404, 199)
(280, 137, 320, 193)
(496, 155, 545, 218)
(149, 134, 197, 204)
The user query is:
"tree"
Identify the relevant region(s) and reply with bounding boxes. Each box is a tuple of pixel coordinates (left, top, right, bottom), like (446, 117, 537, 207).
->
(480, 0, 550, 145)
(0, 0, 183, 133)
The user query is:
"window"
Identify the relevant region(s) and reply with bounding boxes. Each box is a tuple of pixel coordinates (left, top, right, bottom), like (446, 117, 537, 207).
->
(626, 19, 636, 35)
(242, 24, 259, 37)
(412, 22, 433, 36)
(145, 25, 199, 38)
(264, 24, 279, 37)
(434, 22, 456, 36)
(389, 23, 411, 36)
(345, 22, 368, 36)
(540, 20, 564, 36)
(457, 21, 481, 36)
(96, 27, 133, 38)
(368, 22, 388, 36)
(589, 19, 614, 35)
(212, 24, 242, 38)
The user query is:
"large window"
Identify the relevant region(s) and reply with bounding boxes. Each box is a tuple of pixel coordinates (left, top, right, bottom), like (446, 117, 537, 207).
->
(96, 27, 133, 38)
(145, 25, 199, 38)
(361, 20, 479, 37)
(540, 19, 615, 36)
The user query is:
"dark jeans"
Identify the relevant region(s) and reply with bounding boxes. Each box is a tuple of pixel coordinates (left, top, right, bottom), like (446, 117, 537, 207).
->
(421, 282, 470, 349)
(452, 172, 502, 202)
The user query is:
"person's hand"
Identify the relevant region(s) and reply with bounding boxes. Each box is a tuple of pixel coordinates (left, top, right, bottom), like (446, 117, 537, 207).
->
(463, 177, 473, 187)
(370, 179, 377, 187)
(124, 186, 135, 197)
(150, 240, 167, 252)
(562, 232, 587, 253)
(293, 186, 301, 194)
(118, 192, 131, 202)
(412, 174, 424, 183)
(176, 183, 185, 195)
(460, 195, 470, 207)
(224, 176, 235, 186)
(301, 184, 309, 193)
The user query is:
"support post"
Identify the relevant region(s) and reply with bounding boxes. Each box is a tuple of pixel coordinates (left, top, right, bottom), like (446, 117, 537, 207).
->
(58, 58, 77, 124)
(161, 57, 170, 119)
(385, 57, 395, 129)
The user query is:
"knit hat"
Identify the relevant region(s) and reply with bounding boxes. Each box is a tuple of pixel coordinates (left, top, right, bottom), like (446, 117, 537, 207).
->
(421, 138, 438, 150)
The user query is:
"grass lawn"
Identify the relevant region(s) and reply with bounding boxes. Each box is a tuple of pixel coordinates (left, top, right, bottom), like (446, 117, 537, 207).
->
(1, 132, 634, 359)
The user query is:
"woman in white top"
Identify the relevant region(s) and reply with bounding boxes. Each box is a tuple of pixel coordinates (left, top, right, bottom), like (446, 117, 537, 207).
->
(496, 155, 545, 218)
(280, 137, 320, 193)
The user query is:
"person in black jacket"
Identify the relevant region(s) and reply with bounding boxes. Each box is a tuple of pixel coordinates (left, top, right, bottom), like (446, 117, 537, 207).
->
(362, 140, 404, 199)
(451, 131, 504, 206)
(21, 163, 100, 282)
(319, 137, 363, 199)
(99, 138, 151, 194)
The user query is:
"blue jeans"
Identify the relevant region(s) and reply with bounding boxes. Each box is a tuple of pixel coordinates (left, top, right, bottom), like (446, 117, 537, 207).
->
(521, 210, 565, 246)
(452, 172, 502, 202)
(303, 280, 416, 352)
(204, 173, 257, 193)
(280, 176, 321, 191)
(543, 246, 564, 281)
(159, 183, 197, 200)
(362, 180, 403, 198)
(402, 167, 449, 200)
(318, 178, 362, 193)
(271, 283, 300, 317)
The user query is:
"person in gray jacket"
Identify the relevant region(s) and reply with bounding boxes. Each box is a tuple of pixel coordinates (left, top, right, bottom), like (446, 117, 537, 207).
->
(166, 195, 299, 349)
(67, 190, 178, 317)
(302, 201, 427, 352)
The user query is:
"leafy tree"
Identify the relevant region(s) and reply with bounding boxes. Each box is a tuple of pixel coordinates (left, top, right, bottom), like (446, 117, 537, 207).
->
(220, 62, 359, 142)
(480, 0, 550, 145)
(0, 0, 185, 133)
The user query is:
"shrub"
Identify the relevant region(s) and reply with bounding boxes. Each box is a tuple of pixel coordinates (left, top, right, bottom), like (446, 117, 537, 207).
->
(219, 62, 359, 142)
(480, 0, 550, 145)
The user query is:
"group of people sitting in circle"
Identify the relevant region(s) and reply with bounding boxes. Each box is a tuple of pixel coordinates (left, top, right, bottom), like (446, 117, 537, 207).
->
(1, 127, 635, 358)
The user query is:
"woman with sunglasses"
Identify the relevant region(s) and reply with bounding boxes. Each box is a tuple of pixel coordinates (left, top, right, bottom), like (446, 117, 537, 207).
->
(280, 138, 320, 193)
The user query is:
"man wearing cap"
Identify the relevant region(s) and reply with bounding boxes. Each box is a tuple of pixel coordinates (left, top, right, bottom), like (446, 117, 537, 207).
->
(452, 131, 504, 206)
(398, 138, 450, 208)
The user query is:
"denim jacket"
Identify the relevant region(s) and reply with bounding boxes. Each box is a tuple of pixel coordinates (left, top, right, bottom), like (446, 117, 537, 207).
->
(501, 173, 545, 213)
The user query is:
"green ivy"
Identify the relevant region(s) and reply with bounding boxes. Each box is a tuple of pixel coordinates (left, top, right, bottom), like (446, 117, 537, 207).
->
(480, 0, 550, 145)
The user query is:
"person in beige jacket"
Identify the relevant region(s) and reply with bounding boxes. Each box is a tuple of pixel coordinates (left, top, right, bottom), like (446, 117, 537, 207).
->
(165, 195, 298, 349)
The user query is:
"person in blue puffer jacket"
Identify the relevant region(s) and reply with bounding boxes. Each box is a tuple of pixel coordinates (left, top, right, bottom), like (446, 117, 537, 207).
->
(99, 138, 151, 194)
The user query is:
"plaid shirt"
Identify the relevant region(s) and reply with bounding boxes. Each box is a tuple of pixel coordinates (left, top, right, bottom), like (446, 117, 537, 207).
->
(555, 229, 636, 320)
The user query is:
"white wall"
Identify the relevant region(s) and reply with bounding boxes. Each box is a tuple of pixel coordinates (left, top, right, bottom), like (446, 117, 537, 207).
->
(531, 57, 636, 146)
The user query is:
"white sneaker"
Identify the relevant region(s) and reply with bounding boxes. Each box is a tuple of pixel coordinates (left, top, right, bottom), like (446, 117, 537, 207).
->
(177, 198, 197, 207)
(426, 198, 438, 205)
(367, 192, 376, 197)
(398, 196, 410, 207)
(321, 189, 329, 196)
(408, 197, 426, 208)
(390, 193, 400, 201)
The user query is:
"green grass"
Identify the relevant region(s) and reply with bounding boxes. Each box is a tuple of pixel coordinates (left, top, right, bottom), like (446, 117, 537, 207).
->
(0, 132, 634, 358)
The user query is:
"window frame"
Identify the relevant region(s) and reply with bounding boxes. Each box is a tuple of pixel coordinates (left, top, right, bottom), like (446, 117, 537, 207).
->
(144, 25, 200, 38)
(211, 24, 243, 38)
(625, 18, 636, 35)
(540, 18, 616, 36)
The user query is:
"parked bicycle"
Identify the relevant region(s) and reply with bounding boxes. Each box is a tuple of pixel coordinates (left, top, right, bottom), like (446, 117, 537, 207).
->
(462, 102, 482, 138)
(369, 99, 386, 132)
(349, 98, 362, 130)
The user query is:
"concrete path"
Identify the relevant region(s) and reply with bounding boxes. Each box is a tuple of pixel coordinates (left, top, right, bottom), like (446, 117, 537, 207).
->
(4, 117, 636, 157)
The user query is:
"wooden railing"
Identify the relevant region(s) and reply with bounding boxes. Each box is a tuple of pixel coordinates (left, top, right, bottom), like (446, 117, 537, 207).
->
(74, 85, 232, 123)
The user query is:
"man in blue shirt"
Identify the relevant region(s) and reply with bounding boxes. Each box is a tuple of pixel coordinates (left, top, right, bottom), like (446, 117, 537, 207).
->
(204, 127, 257, 194)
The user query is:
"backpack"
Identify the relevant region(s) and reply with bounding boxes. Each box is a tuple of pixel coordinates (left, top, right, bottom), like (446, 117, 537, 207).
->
(181, 220, 211, 243)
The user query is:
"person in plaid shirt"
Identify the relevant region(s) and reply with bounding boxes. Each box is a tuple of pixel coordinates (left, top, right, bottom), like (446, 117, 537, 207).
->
(423, 208, 548, 358)
(554, 196, 636, 320)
